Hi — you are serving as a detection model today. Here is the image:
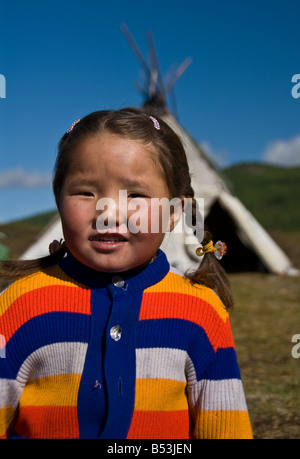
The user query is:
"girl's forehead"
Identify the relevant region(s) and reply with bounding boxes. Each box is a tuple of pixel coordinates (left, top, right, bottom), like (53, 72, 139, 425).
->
(79, 132, 157, 154)
(71, 132, 163, 172)
(64, 132, 167, 186)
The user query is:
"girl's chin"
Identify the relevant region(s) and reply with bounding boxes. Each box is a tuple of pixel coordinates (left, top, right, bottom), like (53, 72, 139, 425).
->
(84, 255, 153, 274)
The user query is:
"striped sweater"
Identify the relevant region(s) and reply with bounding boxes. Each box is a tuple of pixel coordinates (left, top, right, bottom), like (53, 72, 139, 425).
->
(0, 250, 252, 439)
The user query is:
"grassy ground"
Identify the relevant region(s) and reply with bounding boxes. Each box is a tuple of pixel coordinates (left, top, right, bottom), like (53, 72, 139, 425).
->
(229, 232, 300, 439)
(229, 272, 300, 439)
(0, 217, 299, 439)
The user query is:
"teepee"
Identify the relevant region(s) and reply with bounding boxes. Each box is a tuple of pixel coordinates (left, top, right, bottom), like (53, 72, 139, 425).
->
(21, 28, 298, 276)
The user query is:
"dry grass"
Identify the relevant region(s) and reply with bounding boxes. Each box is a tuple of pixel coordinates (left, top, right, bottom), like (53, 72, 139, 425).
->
(229, 273, 300, 438)
(229, 232, 300, 438)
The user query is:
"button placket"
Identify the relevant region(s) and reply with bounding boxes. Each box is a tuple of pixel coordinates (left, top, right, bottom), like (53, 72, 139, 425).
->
(107, 279, 126, 345)
(111, 276, 125, 288)
(110, 325, 122, 341)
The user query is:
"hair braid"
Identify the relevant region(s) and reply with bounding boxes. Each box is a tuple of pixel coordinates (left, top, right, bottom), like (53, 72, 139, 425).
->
(185, 197, 233, 309)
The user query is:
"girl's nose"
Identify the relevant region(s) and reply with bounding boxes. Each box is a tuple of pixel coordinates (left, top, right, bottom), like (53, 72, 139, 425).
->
(95, 191, 128, 233)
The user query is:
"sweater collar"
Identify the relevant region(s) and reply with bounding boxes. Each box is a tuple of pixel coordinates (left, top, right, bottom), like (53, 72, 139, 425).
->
(59, 249, 169, 291)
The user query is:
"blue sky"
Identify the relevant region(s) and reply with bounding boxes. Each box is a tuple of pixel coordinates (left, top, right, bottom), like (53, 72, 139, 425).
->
(1, 0, 300, 222)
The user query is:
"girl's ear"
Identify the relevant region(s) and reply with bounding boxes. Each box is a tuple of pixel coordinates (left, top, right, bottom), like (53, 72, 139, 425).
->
(168, 196, 185, 232)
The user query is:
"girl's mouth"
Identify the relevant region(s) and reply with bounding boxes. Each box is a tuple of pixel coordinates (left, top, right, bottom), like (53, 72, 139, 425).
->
(89, 234, 128, 250)
(89, 234, 128, 242)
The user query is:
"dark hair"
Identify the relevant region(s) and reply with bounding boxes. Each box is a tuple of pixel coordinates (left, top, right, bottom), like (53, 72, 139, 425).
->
(53, 108, 192, 206)
(0, 108, 233, 308)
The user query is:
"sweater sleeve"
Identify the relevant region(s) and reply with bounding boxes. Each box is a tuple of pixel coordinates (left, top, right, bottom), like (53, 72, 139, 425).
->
(186, 302, 253, 439)
(0, 286, 24, 439)
(0, 360, 23, 438)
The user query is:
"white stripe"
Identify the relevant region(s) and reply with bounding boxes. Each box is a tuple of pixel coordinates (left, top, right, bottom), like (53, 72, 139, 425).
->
(0, 379, 23, 409)
(136, 347, 188, 382)
(17, 342, 88, 383)
(188, 378, 248, 412)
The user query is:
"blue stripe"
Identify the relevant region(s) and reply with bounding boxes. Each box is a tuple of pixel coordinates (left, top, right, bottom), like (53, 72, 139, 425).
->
(203, 347, 241, 380)
(137, 318, 215, 378)
(5, 312, 91, 377)
(136, 318, 239, 380)
(0, 357, 15, 379)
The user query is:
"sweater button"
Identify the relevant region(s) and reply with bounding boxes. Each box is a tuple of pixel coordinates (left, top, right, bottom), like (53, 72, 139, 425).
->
(110, 325, 122, 341)
(112, 276, 125, 288)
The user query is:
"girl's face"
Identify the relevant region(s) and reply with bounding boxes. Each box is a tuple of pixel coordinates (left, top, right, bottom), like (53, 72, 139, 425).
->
(59, 132, 177, 273)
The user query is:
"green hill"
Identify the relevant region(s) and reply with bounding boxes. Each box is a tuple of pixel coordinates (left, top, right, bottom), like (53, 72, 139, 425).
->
(223, 163, 300, 232)
(0, 210, 58, 260)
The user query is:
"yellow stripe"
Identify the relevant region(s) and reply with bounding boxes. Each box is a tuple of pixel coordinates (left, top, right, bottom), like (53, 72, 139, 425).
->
(0, 405, 16, 438)
(194, 410, 253, 439)
(20, 374, 81, 407)
(135, 378, 188, 411)
(0, 266, 86, 315)
(145, 271, 228, 321)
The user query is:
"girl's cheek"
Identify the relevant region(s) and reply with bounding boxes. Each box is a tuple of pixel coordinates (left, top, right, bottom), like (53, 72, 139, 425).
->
(127, 201, 172, 235)
(150, 201, 174, 234)
(61, 199, 94, 228)
(127, 205, 149, 234)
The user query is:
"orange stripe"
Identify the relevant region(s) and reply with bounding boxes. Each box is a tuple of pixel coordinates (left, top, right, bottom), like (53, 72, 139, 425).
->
(134, 379, 188, 411)
(127, 410, 190, 439)
(20, 374, 81, 406)
(0, 285, 91, 341)
(145, 271, 228, 320)
(140, 291, 234, 350)
(0, 266, 87, 314)
(0, 406, 16, 438)
(193, 410, 253, 439)
(14, 406, 79, 439)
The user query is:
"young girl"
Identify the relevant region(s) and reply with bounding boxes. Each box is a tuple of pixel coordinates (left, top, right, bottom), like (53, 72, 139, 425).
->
(0, 108, 252, 439)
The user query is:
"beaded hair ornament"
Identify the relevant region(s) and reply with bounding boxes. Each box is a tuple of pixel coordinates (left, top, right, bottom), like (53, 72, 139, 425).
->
(149, 116, 160, 130)
(67, 116, 160, 133)
(67, 119, 81, 133)
(196, 240, 227, 260)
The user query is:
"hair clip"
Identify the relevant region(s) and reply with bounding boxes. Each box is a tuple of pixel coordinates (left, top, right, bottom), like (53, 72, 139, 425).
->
(49, 239, 65, 254)
(149, 116, 160, 130)
(214, 241, 227, 260)
(67, 119, 81, 133)
(195, 240, 227, 260)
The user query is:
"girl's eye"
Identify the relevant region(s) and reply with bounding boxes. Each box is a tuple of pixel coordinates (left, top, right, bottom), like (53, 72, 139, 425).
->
(79, 191, 94, 197)
(128, 193, 148, 199)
